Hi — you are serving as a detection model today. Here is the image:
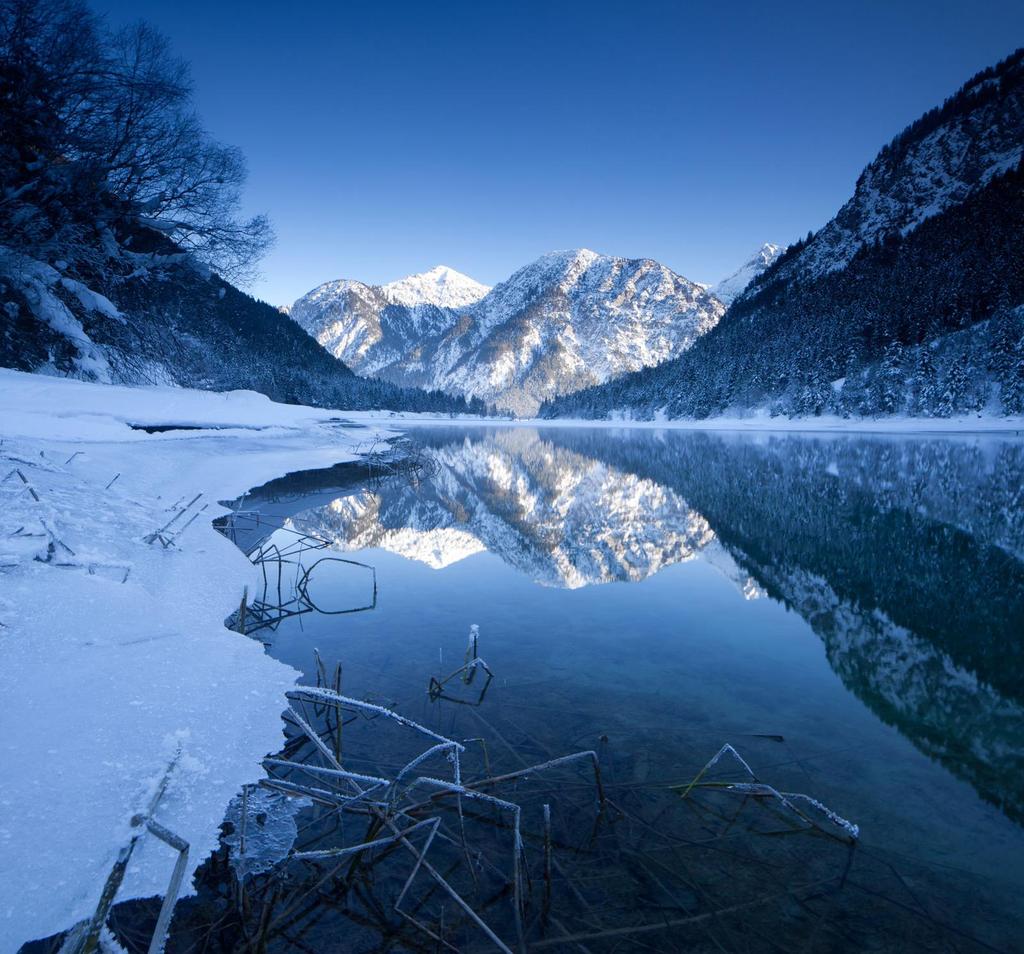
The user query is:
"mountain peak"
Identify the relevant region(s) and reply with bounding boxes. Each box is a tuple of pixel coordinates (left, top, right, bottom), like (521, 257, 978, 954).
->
(711, 243, 784, 305)
(532, 248, 602, 272)
(544, 247, 600, 261)
(753, 242, 783, 264)
(381, 265, 490, 309)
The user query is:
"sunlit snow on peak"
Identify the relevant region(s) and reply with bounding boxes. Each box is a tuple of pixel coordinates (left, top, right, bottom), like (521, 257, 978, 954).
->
(381, 265, 491, 309)
(711, 242, 783, 305)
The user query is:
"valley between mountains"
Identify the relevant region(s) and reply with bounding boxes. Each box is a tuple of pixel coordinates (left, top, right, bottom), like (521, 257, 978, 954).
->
(288, 247, 779, 415)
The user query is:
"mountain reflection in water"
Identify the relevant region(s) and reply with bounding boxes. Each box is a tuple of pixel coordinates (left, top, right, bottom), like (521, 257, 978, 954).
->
(271, 426, 1024, 827)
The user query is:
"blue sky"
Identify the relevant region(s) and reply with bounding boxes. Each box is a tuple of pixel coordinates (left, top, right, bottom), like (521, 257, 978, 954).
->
(94, 0, 1024, 305)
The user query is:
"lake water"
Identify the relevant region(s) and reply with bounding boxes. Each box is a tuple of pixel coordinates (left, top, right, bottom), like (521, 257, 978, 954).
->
(191, 425, 1024, 953)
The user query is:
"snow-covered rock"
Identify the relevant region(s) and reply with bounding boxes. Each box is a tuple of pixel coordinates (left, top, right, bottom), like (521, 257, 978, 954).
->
(711, 243, 783, 305)
(291, 251, 723, 415)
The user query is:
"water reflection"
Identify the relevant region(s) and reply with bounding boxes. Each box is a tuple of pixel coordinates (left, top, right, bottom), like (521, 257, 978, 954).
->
(275, 426, 1024, 826)
(287, 428, 760, 592)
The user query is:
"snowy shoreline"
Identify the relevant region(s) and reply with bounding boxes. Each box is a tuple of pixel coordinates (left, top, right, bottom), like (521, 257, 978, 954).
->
(0, 370, 400, 952)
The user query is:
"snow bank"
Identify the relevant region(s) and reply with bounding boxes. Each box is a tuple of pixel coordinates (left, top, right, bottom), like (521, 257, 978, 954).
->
(0, 370, 398, 952)
(0, 368, 354, 443)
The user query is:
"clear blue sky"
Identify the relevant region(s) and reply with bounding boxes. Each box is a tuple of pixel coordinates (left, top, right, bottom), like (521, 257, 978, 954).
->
(94, 0, 1024, 305)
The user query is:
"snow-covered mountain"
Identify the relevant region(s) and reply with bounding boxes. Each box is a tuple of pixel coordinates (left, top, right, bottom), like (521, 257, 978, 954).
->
(711, 242, 782, 305)
(290, 251, 724, 415)
(379, 264, 490, 309)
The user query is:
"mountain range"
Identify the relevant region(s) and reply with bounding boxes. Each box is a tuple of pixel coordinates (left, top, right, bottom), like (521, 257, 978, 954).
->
(5, 44, 1022, 422)
(289, 249, 772, 414)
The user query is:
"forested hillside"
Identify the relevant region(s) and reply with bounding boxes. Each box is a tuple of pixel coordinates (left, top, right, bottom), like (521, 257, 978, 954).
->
(543, 49, 1024, 420)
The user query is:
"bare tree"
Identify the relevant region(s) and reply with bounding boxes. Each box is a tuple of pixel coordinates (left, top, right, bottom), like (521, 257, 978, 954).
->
(0, 0, 272, 281)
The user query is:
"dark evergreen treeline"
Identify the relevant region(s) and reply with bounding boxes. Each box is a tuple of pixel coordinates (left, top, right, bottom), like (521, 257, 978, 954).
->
(875, 47, 1024, 174)
(542, 158, 1024, 420)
